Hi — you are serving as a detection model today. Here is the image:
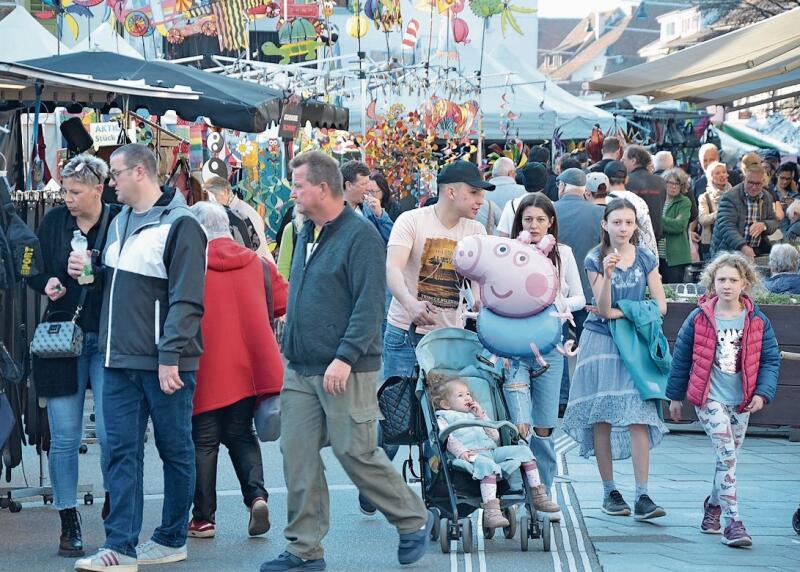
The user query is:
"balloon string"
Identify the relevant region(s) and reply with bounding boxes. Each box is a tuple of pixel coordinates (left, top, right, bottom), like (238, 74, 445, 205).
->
(425, 0, 434, 90)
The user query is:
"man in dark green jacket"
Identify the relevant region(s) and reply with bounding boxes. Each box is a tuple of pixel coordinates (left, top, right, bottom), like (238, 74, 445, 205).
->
(261, 151, 431, 572)
(710, 163, 779, 259)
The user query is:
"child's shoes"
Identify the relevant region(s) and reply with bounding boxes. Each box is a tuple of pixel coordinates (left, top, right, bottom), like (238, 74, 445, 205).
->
(531, 485, 561, 513)
(700, 496, 722, 534)
(481, 499, 510, 528)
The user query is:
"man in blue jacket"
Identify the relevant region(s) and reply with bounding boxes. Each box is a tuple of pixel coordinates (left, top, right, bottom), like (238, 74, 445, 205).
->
(260, 151, 431, 572)
(341, 160, 393, 243)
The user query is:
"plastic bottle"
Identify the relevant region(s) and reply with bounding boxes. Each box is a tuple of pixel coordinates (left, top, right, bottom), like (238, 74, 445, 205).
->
(71, 230, 94, 285)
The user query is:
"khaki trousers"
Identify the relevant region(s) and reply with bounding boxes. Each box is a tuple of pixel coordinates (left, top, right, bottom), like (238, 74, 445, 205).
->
(280, 368, 427, 560)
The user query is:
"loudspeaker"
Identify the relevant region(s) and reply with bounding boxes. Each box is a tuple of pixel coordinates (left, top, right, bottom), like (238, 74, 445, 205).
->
(60, 117, 94, 154)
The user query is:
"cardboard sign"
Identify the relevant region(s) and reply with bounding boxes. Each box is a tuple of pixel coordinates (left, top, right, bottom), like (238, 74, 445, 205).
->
(89, 122, 122, 148)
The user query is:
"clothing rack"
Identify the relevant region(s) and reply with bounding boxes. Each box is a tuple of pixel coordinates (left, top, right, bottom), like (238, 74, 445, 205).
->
(0, 188, 94, 512)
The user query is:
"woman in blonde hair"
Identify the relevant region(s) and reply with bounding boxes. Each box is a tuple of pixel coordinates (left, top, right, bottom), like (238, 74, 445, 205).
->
(697, 162, 732, 260)
(667, 251, 780, 547)
(27, 154, 120, 557)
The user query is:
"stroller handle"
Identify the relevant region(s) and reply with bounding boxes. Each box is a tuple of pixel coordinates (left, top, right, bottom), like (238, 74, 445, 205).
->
(781, 351, 800, 361)
(437, 419, 519, 444)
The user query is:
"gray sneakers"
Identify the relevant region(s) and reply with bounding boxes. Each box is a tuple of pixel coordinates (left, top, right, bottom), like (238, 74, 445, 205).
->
(135, 541, 187, 566)
(602, 490, 631, 516)
(634, 494, 666, 521)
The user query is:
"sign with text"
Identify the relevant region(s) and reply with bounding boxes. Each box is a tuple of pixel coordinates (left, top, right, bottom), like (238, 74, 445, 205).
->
(89, 122, 122, 148)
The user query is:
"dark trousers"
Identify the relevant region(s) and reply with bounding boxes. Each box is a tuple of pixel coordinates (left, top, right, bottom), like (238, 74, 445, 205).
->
(191, 396, 266, 523)
(560, 309, 588, 405)
(659, 259, 689, 284)
(103, 368, 196, 558)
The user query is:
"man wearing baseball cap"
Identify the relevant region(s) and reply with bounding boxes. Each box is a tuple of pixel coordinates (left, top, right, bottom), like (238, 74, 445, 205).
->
(357, 161, 492, 516)
(585, 172, 610, 206)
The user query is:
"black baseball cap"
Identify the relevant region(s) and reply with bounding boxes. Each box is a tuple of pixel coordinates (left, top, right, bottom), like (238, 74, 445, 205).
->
(603, 160, 627, 180)
(438, 161, 495, 190)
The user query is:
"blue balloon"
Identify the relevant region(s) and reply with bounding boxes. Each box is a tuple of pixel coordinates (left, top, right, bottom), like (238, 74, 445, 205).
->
(477, 305, 563, 360)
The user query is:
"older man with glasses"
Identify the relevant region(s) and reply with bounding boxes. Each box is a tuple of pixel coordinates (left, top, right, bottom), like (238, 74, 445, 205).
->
(710, 163, 780, 260)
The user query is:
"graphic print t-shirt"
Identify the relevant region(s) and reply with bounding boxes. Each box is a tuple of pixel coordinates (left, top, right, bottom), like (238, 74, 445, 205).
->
(386, 206, 486, 334)
(708, 310, 746, 406)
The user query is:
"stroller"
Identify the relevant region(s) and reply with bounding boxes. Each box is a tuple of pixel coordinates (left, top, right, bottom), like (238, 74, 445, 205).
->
(412, 328, 552, 554)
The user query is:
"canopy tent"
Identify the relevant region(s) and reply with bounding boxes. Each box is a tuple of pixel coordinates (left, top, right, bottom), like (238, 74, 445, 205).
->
(0, 6, 69, 62)
(0, 61, 200, 106)
(22, 52, 348, 133)
(349, 44, 619, 140)
(587, 8, 800, 105)
(721, 122, 799, 155)
(68, 22, 144, 60)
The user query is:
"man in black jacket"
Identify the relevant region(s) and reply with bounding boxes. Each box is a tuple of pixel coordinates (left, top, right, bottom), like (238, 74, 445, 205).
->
(69, 144, 207, 572)
(260, 151, 431, 572)
(623, 144, 666, 239)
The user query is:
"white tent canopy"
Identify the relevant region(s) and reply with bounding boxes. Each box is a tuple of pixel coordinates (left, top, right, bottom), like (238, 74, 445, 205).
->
(588, 8, 800, 104)
(68, 22, 144, 60)
(0, 6, 69, 62)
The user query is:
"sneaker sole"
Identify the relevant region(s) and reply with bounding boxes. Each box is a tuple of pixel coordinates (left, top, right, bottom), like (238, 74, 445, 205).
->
(722, 537, 752, 548)
(700, 527, 722, 535)
(138, 552, 187, 565)
(634, 507, 667, 521)
(249, 502, 271, 536)
(601, 507, 631, 517)
(75, 563, 137, 572)
(188, 529, 216, 539)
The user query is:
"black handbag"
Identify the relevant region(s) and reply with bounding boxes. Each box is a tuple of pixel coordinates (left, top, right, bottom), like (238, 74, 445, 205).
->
(377, 374, 420, 445)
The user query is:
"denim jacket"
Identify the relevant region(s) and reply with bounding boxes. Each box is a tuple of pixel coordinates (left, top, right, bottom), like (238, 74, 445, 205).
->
(358, 203, 393, 244)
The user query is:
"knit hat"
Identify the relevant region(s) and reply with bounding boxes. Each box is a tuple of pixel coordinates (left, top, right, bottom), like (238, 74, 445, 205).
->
(520, 162, 548, 192)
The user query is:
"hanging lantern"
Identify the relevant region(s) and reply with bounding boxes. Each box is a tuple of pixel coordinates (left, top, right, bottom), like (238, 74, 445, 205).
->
(346, 15, 370, 38)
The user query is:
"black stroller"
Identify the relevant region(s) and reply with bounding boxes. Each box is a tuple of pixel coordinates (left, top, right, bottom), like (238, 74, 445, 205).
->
(408, 328, 552, 553)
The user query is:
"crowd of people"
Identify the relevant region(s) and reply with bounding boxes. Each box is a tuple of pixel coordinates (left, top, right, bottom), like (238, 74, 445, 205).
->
(27, 138, 792, 571)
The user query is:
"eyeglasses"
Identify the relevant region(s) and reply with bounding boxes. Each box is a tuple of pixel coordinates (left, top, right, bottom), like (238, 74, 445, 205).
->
(665, 181, 680, 187)
(73, 161, 104, 184)
(109, 166, 136, 180)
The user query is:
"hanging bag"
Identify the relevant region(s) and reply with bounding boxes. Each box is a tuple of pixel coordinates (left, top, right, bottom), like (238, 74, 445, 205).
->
(377, 326, 422, 446)
(29, 205, 110, 359)
(254, 260, 281, 442)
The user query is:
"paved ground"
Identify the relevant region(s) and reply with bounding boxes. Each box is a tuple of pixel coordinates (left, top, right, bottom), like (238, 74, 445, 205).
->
(1, 414, 798, 572)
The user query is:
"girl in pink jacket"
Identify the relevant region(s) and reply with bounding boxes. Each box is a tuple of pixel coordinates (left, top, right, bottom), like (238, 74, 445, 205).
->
(667, 252, 780, 548)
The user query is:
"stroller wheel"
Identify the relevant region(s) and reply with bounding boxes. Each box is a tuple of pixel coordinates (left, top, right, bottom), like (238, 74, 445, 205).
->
(793, 508, 800, 534)
(439, 518, 451, 553)
(519, 514, 530, 552)
(460, 517, 473, 553)
(503, 505, 518, 539)
(482, 525, 495, 539)
(429, 509, 440, 541)
(542, 516, 552, 552)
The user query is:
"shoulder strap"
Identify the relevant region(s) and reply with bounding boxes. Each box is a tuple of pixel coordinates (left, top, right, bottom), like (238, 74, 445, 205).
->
(262, 260, 274, 322)
(705, 192, 713, 213)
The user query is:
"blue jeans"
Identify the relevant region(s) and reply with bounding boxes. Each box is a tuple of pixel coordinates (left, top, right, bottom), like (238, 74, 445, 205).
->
(47, 333, 108, 510)
(378, 323, 424, 460)
(503, 350, 564, 492)
(560, 309, 588, 405)
(102, 368, 196, 558)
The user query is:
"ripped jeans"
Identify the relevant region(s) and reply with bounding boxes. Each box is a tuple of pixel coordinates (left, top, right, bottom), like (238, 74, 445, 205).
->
(503, 351, 564, 492)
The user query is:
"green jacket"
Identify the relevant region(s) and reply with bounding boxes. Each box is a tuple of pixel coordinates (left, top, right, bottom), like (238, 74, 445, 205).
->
(662, 194, 692, 266)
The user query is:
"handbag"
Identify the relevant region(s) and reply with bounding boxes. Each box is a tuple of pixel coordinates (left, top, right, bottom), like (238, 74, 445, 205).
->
(30, 205, 111, 359)
(254, 260, 281, 442)
(377, 374, 420, 445)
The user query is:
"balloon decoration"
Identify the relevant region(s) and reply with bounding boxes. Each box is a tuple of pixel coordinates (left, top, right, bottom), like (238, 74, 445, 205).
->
(451, 17, 470, 44)
(362, 0, 402, 32)
(346, 14, 370, 38)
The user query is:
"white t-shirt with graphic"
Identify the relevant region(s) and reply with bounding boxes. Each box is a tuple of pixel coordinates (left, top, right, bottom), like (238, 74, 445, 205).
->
(708, 310, 746, 406)
(387, 206, 486, 334)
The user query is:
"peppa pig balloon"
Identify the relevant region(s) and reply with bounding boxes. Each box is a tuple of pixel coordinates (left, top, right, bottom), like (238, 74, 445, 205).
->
(454, 232, 559, 318)
(454, 231, 575, 366)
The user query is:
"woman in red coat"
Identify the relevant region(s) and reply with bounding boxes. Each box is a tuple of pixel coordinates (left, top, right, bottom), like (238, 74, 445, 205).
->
(188, 202, 288, 539)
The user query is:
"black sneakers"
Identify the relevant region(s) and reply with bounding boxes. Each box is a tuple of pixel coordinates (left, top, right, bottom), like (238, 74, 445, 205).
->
(602, 490, 631, 516)
(634, 494, 667, 521)
(358, 493, 377, 516)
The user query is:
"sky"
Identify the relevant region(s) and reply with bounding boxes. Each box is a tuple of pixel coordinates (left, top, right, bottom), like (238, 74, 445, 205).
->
(537, 0, 637, 19)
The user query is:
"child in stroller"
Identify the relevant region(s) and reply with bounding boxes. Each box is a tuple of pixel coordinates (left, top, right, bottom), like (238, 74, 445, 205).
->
(431, 373, 560, 529)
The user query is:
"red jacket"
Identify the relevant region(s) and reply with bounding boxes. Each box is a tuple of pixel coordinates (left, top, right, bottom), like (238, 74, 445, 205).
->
(194, 238, 287, 416)
(666, 294, 780, 412)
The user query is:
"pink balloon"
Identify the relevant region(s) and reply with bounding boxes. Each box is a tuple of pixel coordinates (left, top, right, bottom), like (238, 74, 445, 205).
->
(452, 17, 470, 44)
(451, 0, 465, 13)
